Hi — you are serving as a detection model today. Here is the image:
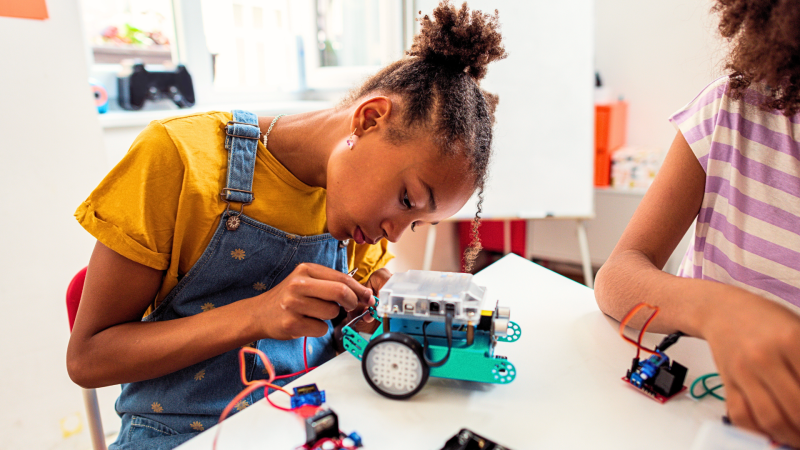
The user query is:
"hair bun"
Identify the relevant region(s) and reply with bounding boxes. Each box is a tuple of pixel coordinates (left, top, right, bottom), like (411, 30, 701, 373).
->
(408, 1, 507, 81)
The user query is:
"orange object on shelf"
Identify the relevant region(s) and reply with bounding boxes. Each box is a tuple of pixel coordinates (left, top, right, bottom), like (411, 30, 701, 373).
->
(594, 149, 611, 186)
(594, 101, 627, 186)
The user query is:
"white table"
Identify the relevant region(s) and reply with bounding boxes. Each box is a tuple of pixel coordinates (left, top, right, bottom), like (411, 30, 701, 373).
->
(178, 254, 725, 450)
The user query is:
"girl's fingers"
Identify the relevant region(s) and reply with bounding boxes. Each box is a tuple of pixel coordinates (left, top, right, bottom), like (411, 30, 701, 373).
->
(304, 277, 369, 312)
(726, 383, 759, 435)
(759, 358, 800, 439)
(785, 344, 800, 391)
(282, 286, 343, 321)
(288, 314, 331, 338)
(285, 271, 357, 311)
(732, 373, 800, 446)
(300, 263, 373, 307)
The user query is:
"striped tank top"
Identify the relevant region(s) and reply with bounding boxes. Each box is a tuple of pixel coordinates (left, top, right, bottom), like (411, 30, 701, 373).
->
(670, 76, 800, 310)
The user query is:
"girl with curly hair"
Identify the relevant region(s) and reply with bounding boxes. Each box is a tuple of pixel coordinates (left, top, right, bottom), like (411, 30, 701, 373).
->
(596, 0, 800, 447)
(66, 2, 505, 448)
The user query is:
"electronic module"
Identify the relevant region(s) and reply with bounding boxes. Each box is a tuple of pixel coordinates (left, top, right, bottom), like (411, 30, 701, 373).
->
(342, 270, 522, 399)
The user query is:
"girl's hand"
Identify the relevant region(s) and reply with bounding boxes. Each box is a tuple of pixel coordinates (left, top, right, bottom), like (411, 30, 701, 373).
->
(345, 268, 393, 333)
(365, 267, 392, 296)
(253, 262, 373, 340)
(700, 293, 800, 448)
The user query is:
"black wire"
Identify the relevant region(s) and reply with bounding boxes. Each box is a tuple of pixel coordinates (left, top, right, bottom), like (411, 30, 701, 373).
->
(655, 331, 685, 352)
(422, 310, 453, 367)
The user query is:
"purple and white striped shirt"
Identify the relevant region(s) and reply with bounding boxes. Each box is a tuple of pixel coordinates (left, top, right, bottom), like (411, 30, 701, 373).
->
(670, 76, 800, 310)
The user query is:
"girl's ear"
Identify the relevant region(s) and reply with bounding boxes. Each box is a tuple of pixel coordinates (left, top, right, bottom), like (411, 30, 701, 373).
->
(351, 96, 393, 135)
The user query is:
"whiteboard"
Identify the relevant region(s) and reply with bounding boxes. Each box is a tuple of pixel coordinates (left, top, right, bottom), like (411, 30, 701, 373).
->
(417, 0, 596, 219)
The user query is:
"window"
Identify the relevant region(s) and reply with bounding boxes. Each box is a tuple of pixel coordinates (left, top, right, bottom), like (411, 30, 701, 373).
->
(200, 0, 297, 94)
(81, 0, 176, 66)
(316, 0, 393, 67)
(298, 0, 406, 90)
(81, 0, 411, 107)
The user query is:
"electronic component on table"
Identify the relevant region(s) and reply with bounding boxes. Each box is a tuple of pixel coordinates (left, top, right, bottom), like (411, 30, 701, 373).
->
(301, 408, 363, 450)
(623, 350, 687, 403)
(618, 303, 688, 404)
(342, 270, 522, 400)
(291, 384, 326, 408)
(439, 428, 512, 450)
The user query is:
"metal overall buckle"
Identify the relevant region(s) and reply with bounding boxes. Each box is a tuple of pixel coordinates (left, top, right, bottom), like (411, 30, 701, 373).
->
(224, 120, 262, 140)
(220, 188, 253, 231)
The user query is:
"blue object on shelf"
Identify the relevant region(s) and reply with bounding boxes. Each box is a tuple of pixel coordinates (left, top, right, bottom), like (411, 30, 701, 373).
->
(89, 78, 109, 114)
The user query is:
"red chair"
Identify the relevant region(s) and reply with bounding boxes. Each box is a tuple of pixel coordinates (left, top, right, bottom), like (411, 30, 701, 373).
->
(67, 267, 108, 450)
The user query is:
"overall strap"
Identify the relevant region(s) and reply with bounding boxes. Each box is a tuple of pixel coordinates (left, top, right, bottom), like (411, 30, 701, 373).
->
(223, 110, 261, 204)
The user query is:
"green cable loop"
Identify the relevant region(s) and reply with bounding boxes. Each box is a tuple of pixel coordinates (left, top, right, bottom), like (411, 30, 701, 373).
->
(690, 372, 725, 401)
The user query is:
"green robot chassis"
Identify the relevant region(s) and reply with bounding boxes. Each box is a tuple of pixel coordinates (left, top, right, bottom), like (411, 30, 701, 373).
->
(342, 271, 521, 399)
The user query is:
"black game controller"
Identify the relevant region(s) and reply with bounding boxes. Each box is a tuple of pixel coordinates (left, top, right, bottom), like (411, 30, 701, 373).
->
(117, 63, 195, 110)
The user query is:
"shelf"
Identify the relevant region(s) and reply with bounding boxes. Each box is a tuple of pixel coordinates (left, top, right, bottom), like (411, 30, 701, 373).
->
(594, 186, 649, 196)
(97, 100, 335, 129)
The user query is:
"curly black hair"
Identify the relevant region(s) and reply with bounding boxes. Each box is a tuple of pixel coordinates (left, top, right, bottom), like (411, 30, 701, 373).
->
(341, 1, 507, 271)
(713, 0, 800, 115)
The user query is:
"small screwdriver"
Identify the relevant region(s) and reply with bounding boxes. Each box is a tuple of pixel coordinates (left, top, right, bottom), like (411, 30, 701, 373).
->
(347, 268, 379, 312)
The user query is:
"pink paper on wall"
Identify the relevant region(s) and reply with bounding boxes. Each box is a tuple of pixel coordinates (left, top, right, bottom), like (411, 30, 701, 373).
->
(0, 0, 49, 20)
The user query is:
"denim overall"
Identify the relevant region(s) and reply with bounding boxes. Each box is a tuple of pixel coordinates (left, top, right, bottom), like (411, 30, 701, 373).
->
(110, 111, 346, 450)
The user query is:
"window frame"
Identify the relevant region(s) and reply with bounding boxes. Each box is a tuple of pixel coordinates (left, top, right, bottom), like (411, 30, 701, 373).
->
(86, 0, 416, 109)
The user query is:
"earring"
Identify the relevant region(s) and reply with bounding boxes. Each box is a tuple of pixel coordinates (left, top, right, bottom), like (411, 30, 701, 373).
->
(346, 128, 357, 149)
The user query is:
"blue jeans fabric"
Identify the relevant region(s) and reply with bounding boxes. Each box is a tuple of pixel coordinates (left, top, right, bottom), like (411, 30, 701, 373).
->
(110, 110, 347, 450)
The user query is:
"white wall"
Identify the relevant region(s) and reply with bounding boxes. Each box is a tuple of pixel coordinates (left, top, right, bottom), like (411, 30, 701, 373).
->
(0, 2, 109, 449)
(595, 0, 725, 147)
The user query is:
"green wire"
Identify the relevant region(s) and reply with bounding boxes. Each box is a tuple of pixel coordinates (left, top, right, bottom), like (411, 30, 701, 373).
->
(690, 372, 725, 401)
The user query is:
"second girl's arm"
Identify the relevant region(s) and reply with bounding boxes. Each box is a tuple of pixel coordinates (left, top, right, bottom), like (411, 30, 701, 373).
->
(67, 241, 370, 389)
(594, 131, 762, 335)
(595, 131, 800, 446)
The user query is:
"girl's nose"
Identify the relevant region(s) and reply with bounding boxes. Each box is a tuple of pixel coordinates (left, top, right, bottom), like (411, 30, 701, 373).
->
(382, 216, 414, 243)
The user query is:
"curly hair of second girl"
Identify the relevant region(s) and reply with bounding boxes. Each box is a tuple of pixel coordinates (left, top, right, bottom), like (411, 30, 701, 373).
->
(714, 0, 800, 116)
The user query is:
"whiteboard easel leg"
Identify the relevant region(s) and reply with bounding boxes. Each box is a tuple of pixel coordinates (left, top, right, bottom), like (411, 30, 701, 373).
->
(503, 219, 512, 255)
(576, 220, 594, 288)
(423, 225, 437, 271)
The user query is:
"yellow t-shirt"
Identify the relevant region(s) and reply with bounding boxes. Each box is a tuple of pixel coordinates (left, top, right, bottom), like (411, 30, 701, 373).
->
(75, 111, 393, 309)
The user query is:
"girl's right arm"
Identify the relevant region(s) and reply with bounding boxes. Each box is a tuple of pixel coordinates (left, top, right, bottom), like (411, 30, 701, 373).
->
(67, 241, 372, 389)
(595, 131, 800, 447)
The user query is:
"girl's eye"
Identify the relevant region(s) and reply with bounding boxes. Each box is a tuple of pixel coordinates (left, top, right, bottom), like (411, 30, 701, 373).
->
(403, 191, 412, 208)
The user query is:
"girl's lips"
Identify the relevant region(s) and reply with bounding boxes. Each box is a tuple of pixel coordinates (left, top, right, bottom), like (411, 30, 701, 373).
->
(353, 226, 366, 245)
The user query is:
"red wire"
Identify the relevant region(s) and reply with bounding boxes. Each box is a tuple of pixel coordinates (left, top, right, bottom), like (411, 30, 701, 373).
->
(619, 303, 659, 358)
(309, 438, 342, 449)
(213, 337, 322, 449)
(264, 385, 295, 412)
(637, 306, 660, 356)
(213, 347, 293, 450)
(275, 337, 319, 381)
(304, 336, 309, 371)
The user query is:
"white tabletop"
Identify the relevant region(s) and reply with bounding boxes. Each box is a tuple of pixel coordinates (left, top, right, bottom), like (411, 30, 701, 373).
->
(178, 254, 725, 450)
